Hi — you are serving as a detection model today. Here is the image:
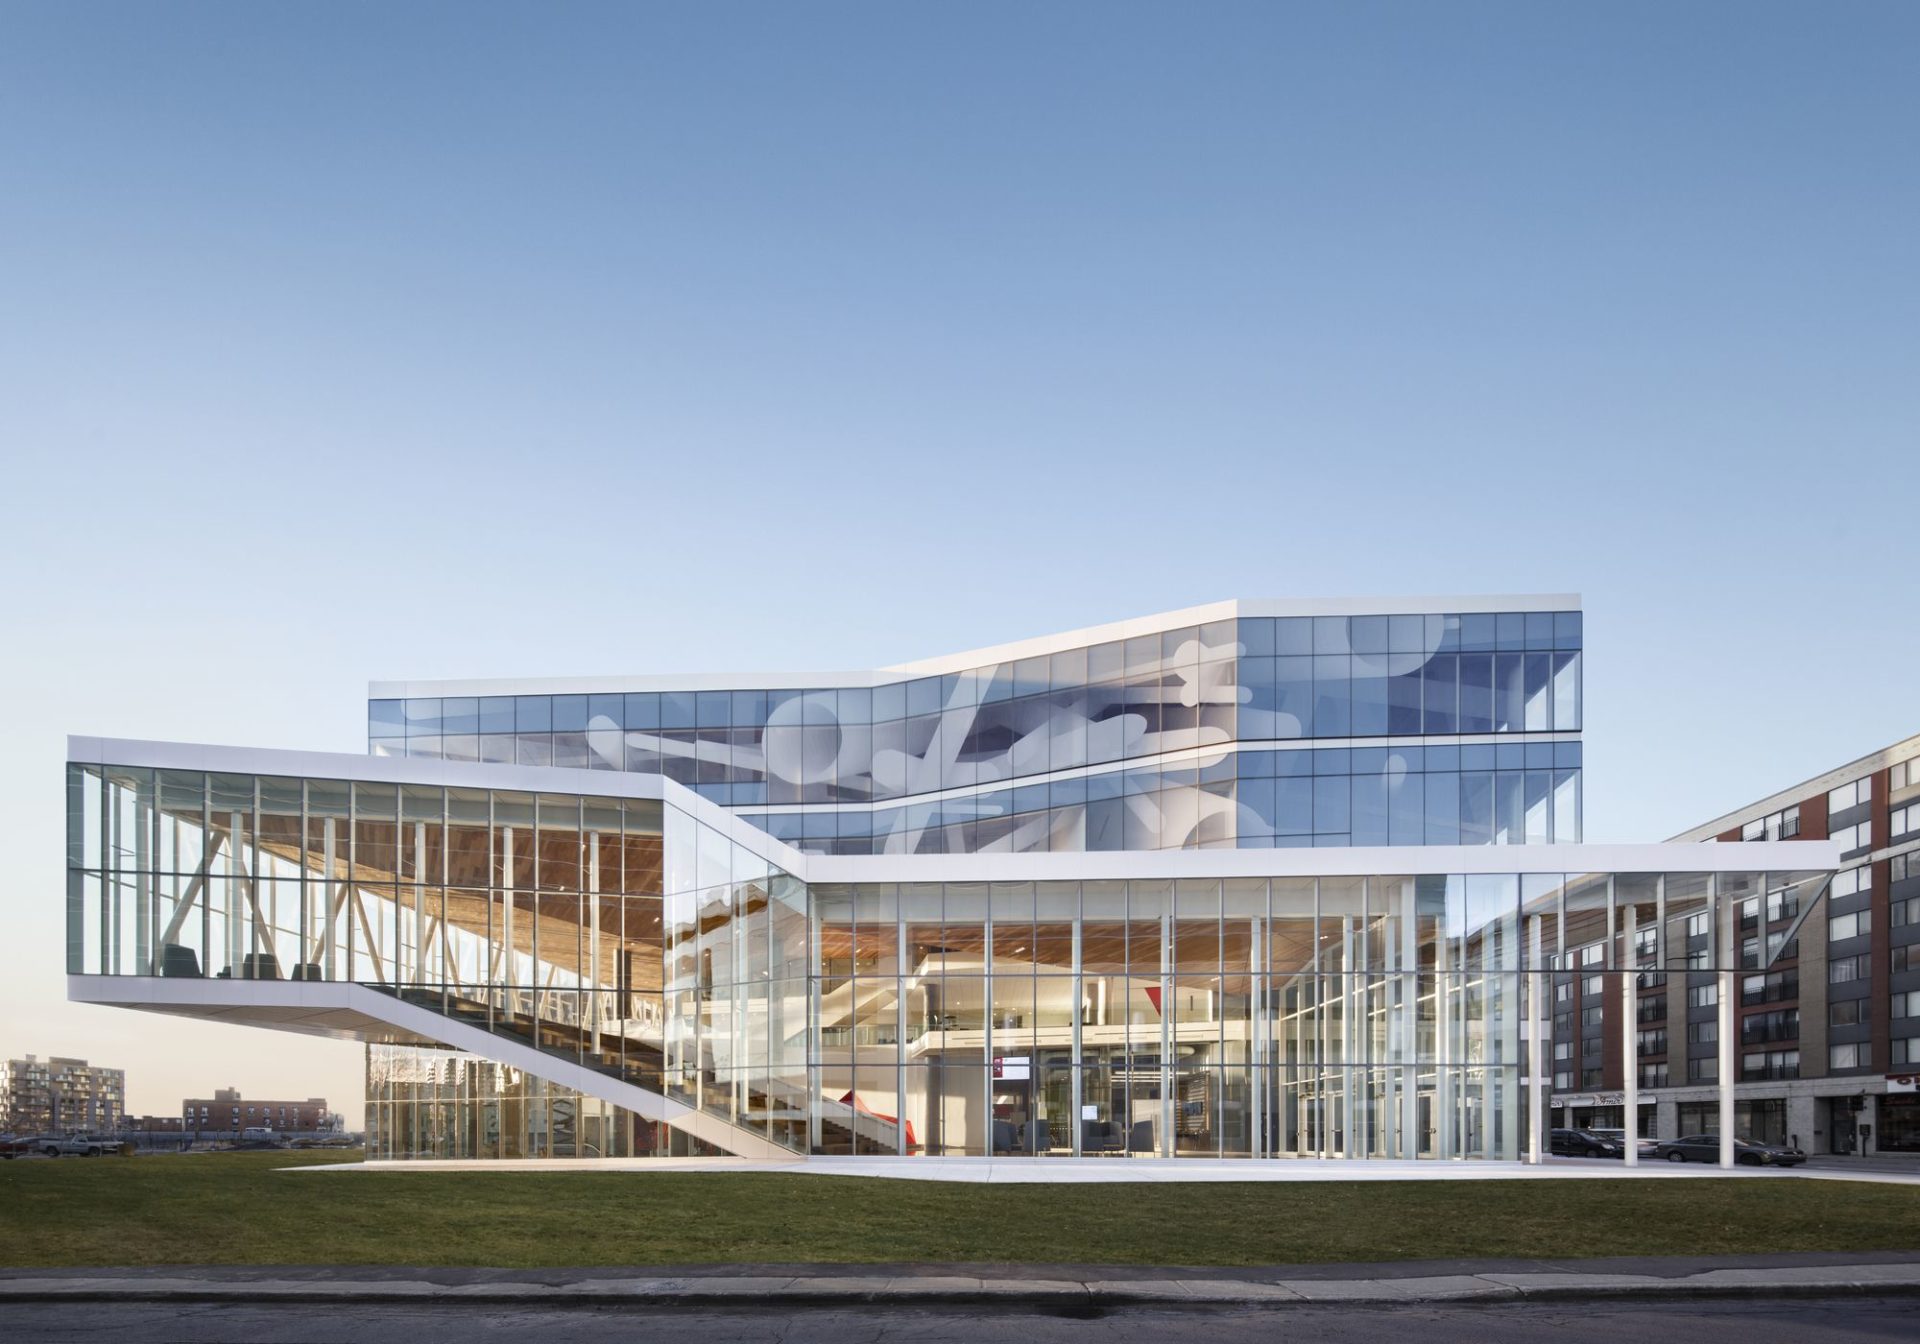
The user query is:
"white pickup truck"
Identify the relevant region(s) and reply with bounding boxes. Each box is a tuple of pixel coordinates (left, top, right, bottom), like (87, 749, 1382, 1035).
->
(37, 1133, 116, 1157)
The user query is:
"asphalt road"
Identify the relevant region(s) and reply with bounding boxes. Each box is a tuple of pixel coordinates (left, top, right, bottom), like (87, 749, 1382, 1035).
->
(2, 1298, 1914, 1343)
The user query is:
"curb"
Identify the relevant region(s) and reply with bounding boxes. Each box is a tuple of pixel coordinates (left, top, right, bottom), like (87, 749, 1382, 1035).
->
(2, 1276, 1918, 1309)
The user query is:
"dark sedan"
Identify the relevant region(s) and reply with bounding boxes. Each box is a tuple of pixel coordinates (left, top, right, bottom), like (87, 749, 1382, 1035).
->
(1653, 1134, 1806, 1166)
(1549, 1128, 1623, 1158)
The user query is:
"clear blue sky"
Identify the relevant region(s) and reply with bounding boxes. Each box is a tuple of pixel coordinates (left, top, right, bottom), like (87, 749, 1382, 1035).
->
(2, 2, 1916, 1122)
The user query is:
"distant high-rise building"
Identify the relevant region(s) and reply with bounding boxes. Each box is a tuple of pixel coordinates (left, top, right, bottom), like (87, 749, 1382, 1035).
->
(0, 1054, 125, 1133)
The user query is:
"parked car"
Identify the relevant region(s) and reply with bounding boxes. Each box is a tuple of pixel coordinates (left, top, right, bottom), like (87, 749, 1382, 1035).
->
(1589, 1127, 1658, 1159)
(0, 1134, 36, 1160)
(1653, 1134, 1806, 1166)
(36, 1133, 115, 1158)
(1549, 1128, 1622, 1158)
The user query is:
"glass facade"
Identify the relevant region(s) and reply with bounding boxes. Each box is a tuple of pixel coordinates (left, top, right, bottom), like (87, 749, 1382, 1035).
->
(370, 609, 1583, 853)
(364, 1043, 725, 1160)
(69, 757, 1824, 1161)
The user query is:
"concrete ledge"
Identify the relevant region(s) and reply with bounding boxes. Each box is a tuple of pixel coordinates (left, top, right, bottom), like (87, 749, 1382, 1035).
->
(2, 1260, 1917, 1308)
(295, 1154, 1920, 1186)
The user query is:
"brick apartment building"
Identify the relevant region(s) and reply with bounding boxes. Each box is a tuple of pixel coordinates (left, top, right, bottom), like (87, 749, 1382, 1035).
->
(1551, 732, 1920, 1155)
(183, 1087, 334, 1136)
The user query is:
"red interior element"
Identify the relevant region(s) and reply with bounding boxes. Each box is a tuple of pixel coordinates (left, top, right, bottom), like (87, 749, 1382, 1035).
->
(840, 1090, 918, 1151)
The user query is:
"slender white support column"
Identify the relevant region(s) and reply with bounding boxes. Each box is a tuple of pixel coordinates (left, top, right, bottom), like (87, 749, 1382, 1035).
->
(1716, 876, 1735, 1168)
(897, 917, 909, 1154)
(1340, 918, 1356, 1160)
(135, 785, 153, 975)
(502, 827, 516, 1019)
(806, 907, 822, 1155)
(1436, 930, 1455, 1159)
(412, 822, 427, 987)
(1160, 910, 1174, 1158)
(1314, 878, 1329, 1159)
(1400, 885, 1418, 1160)
(1528, 914, 1544, 1164)
(1070, 916, 1084, 1158)
(587, 834, 601, 1038)
(1621, 903, 1638, 1165)
(226, 811, 246, 974)
(320, 819, 336, 979)
(104, 777, 120, 976)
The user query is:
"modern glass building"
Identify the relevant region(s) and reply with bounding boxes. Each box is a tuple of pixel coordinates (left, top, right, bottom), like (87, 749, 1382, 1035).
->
(63, 598, 1839, 1165)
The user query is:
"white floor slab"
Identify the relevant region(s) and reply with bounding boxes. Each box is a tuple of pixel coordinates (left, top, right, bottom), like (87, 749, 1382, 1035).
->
(294, 1154, 1920, 1185)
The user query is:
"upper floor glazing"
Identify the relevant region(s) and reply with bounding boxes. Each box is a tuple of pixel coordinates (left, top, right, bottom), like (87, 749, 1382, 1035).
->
(369, 604, 1583, 852)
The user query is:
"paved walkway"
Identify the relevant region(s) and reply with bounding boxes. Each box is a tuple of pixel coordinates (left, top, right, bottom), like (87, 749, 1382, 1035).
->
(300, 1154, 1920, 1185)
(3, 1253, 1917, 1306)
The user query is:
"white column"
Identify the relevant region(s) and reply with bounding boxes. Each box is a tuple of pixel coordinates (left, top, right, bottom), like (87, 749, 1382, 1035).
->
(1071, 915, 1084, 1158)
(587, 834, 601, 1039)
(1436, 929, 1455, 1159)
(1340, 917, 1356, 1159)
(897, 916, 909, 1155)
(98, 773, 113, 974)
(136, 784, 153, 975)
(1621, 903, 1638, 1165)
(412, 822, 427, 988)
(1160, 910, 1174, 1157)
(1716, 876, 1735, 1168)
(1400, 885, 1419, 1160)
(502, 827, 516, 1018)
(320, 818, 337, 979)
(807, 908, 823, 1155)
(1528, 914, 1544, 1164)
(1254, 912, 1269, 1160)
(226, 810, 245, 974)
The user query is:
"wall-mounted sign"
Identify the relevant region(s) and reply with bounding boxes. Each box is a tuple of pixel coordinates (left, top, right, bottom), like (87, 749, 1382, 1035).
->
(992, 1056, 1031, 1081)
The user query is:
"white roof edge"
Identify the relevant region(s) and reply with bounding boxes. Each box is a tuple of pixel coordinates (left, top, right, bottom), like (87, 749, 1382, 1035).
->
(366, 595, 1583, 698)
(800, 839, 1837, 883)
(66, 735, 678, 800)
(68, 737, 1833, 886)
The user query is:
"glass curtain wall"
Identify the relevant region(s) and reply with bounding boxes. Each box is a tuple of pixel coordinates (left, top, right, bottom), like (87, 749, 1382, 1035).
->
(66, 761, 812, 1155)
(70, 761, 1824, 1161)
(365, 1042, 703, 1160)
(371, 611, 1584, 854)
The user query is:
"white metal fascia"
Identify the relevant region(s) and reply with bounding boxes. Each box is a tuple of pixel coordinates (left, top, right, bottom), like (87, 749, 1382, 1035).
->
(798, 840, 1839, 886)
(366, 594, 1582, 699)
(67, 736, 674, 799)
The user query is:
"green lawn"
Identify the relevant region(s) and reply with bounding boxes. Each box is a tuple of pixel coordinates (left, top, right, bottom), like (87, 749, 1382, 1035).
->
(2, 1152, 1916, 1269)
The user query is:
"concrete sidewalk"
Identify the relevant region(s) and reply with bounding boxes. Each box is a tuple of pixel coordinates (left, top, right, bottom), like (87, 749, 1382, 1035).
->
(3, 1252, 1917, 1307)
(302, 1154, 1920, 1186)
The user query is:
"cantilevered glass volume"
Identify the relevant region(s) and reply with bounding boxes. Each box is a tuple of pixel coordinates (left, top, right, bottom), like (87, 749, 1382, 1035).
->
(370, 599, 1584, 854)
